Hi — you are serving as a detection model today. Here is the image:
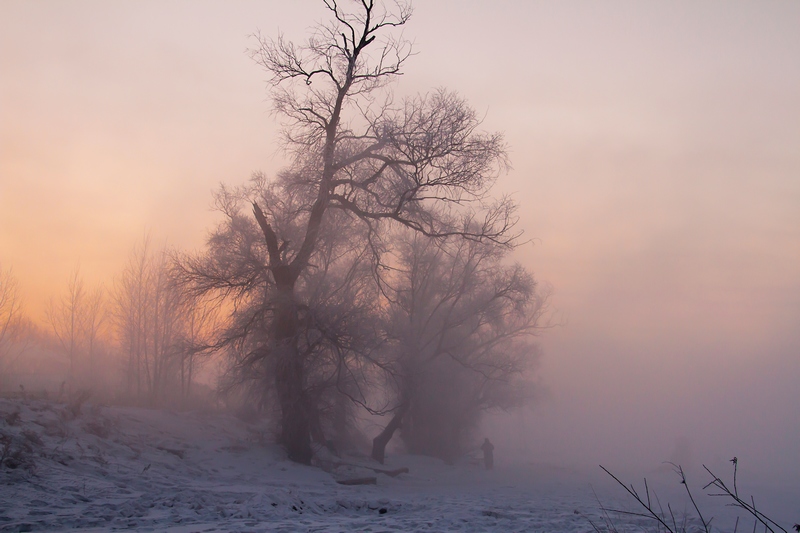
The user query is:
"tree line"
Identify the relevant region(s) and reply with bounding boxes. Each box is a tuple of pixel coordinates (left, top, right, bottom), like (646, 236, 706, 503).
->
(0, 239, 218, 405)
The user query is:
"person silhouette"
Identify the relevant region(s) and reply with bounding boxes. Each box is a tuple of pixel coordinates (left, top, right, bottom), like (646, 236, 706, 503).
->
(480, 437, 494, 470)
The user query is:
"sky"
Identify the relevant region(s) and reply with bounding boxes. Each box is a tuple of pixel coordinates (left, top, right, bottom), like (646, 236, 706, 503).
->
(2, 1, 799, 479)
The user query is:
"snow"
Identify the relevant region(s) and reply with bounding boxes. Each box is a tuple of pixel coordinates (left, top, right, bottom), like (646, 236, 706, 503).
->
(0, 398, 794, 532)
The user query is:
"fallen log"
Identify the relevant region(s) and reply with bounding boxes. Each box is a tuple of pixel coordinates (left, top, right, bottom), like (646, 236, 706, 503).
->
(336, 477, 377, 486)
(319, 459, 410, 478)
(372, 466, 409, 477)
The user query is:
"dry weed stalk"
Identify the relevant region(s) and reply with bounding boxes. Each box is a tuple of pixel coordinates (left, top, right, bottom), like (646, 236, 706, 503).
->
(594, 458, 797, 533)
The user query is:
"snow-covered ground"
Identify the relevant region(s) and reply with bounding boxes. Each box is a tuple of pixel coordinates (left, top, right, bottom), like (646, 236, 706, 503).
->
(0, 398, 794, 532)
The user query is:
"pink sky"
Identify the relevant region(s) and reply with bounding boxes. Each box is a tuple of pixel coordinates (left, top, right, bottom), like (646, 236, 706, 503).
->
(2, 0, 799, 477)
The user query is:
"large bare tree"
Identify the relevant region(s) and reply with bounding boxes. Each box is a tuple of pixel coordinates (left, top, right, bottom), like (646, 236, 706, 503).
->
(175, 176, 381, 451)
(251, 0, 517, 464)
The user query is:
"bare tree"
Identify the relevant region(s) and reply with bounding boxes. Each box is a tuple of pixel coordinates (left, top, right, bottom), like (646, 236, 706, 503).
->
(46, 268, 111, 392)
(113, 237, 151, 398)
(0, 264, 24, 387)
(47, 267, 86, 389)
(237, 0, 518, 464)
(370, 232, 547, 463)
(83, 286, 106, 383)
(113, 238, 188, 404)
(175, 177, 381, 450)
(178, 293, 219, 400)
(147, 250, 184, 402)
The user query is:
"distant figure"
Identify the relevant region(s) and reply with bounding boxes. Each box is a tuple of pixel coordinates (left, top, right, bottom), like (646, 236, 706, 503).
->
(480, 437, 494, 470)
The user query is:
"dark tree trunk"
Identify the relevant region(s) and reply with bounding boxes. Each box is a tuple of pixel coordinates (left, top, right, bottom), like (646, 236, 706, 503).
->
(371, 403, 409, 464)
(272, 279, 313, 464)
(253, 205, 315, 464)
(333, 390, 349, 450)
(275, 355, 312, 463)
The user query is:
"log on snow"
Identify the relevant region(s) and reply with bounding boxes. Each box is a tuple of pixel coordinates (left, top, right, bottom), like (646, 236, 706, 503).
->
(372, 467, 409, 477)
(335, 477, 377, 486)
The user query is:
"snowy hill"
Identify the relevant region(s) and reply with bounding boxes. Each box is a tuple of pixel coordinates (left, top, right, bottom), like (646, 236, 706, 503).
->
(0, 397, 794, 532)
(0, 397, 606, 532)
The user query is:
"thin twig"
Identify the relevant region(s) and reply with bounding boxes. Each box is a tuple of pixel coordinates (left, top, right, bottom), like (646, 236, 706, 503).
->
(599, 465, 675, 533)
(666, 462, 710, 533)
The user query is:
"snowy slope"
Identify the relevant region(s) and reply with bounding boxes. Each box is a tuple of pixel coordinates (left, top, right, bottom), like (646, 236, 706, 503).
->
(0, 398, 793, 532)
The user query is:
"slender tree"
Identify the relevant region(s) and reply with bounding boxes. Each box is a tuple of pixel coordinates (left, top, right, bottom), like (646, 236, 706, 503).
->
(113, 238, 151, 398)
(0, 264, 24, 387)
(83, 286, 106, 383)
(47, 268, 112, 392)
(113, 238, 189, 404)
(178, 293, 219, 400)
(47, 267, 86, 389)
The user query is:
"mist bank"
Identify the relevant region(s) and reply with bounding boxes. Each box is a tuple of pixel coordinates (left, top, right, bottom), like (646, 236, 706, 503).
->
(483, 327, 800, 486)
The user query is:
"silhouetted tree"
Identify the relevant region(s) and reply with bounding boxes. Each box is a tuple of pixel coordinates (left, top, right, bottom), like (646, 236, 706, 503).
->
(83, 286, 106, 384)
(371, 233, 546, 463)
(244, 0, 518, 464)
(113, 238, 188, 404)
(113, 238, 152, 399)
(0, 264, 24, 387)
(175, 177, 380, 450)
(177, 292, 219, 400)
(47, 267, 86, 388)
(45, 268, 111, 392)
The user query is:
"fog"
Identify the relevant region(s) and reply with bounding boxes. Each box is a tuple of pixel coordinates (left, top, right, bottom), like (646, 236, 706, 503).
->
(2, 0, 799, 491)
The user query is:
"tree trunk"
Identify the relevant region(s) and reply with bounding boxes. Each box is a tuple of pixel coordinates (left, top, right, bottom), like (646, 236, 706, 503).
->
(273, 280, 312, 464)
(371, 403, 409, 464)
(275, 352, 311, 463)
(186, 352, 193, 398)
(333, 390, 349, 450)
